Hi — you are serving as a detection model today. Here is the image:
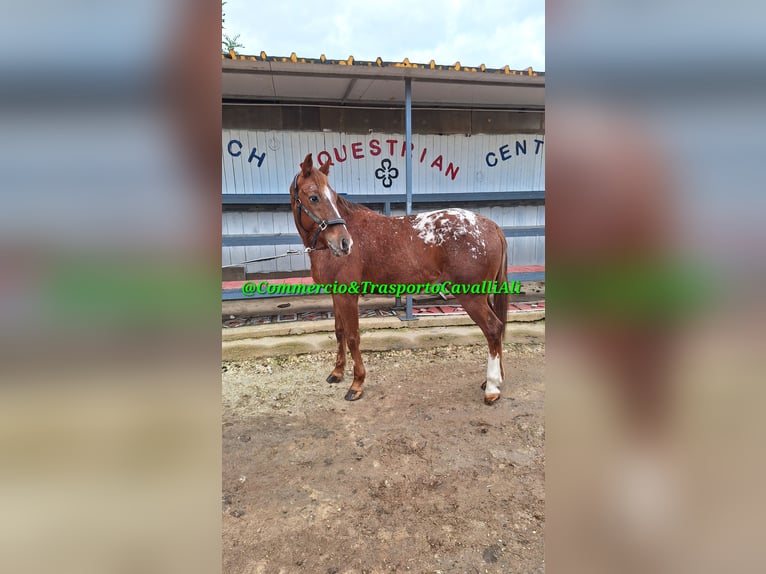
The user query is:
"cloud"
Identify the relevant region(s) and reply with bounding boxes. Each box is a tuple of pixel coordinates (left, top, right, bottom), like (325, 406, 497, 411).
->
(225, 0, 544, 70)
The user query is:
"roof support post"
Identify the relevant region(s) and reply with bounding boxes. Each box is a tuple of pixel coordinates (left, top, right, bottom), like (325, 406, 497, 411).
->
(405, 77, 413, 216)
(402, 76, 417, 321)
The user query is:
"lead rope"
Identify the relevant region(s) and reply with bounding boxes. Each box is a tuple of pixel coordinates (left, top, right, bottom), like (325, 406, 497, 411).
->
(222, 247, 315, 268)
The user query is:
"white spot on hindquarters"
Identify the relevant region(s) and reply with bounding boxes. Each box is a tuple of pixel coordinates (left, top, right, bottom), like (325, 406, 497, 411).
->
(485, 353, 502, 396)
(412, 208, 484, 248)
(443, 208, 477, 227)
(412, 211, 439, 244)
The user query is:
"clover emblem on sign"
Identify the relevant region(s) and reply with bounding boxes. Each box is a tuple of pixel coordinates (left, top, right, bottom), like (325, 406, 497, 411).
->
(374, 158, 399, 188)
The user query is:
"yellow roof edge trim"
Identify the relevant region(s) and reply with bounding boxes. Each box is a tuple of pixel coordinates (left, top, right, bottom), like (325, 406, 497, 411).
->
(223, 52, 543, 74)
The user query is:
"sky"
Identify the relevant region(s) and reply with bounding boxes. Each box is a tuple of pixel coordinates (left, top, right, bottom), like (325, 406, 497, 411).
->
(223, 0, 544, 72)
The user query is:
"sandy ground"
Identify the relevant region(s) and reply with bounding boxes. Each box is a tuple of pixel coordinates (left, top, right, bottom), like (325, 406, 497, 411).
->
(222, 341, 544, 573)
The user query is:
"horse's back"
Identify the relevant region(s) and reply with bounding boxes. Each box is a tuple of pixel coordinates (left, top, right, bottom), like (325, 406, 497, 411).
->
(311, 206, 504, 285)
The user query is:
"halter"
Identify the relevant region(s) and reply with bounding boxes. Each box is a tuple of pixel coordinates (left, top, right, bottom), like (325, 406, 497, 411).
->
(291, 174, 347, 251)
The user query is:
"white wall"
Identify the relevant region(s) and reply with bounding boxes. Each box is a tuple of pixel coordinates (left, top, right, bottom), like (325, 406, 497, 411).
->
(222, 130, 545, 273)
(222, 130, 545, 195)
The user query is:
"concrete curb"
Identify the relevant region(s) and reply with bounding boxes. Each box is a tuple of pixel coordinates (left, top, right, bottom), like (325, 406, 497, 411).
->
(222, 313, 545, 361)
(222, 309, 544, 341)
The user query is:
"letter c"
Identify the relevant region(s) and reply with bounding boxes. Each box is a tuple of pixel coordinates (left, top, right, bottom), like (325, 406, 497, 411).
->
(228, 139, 243, 157)
(485, 152, 498, 167)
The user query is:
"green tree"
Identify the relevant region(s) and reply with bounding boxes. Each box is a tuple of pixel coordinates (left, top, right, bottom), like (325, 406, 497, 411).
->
(222, 2, 245, 54)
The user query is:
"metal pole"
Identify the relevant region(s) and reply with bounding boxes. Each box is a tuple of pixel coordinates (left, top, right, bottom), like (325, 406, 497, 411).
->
(401, 77, 417, 321)
(405, 77, 413, 216)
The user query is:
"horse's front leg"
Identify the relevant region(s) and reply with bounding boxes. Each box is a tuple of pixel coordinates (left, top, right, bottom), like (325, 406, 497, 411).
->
(334, 293, 365, 401)
(326, 296, 346, 384)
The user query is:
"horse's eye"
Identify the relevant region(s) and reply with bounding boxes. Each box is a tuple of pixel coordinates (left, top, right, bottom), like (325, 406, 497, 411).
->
(309, 195, 319, 204)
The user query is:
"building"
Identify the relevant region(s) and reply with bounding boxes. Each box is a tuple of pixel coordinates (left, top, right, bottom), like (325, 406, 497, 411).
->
(222, 52, 544, 280)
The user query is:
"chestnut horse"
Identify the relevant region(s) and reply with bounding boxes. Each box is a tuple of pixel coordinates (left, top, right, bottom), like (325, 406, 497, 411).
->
(290, 153, 509, 405)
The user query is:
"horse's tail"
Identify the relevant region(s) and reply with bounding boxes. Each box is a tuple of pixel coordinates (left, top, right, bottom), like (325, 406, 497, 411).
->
(491, 227, 509, 339)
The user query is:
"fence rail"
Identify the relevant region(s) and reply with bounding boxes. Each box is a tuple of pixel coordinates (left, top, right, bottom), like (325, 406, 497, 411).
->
(223, 190, 544, 209)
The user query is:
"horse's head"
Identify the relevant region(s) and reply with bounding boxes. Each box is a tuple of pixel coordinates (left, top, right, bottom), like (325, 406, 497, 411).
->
(291, 153, 353, 257)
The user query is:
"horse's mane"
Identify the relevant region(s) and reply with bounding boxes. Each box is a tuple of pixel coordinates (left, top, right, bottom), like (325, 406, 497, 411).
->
(336, 194, 373, 216)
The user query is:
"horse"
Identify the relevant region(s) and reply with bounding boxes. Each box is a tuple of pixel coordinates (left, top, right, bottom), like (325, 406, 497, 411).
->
(289, 153, 509, 405)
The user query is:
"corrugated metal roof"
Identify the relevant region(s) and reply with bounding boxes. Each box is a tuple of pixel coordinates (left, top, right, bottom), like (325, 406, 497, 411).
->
(222, 51, 543, 77)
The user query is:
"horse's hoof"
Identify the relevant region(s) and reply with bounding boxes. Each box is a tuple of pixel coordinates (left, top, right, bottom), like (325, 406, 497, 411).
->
(484, 394, 500, 405)
(326, 374, 342, 384)
(344, 389, 363, 401)
(480, 380, 487, 390)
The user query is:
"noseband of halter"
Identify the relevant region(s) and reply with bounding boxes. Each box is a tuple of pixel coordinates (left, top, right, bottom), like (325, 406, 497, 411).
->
(291, 173, 347, 251)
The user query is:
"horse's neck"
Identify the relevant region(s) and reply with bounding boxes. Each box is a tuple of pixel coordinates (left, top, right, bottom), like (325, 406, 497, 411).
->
(340, 204, 387, 231)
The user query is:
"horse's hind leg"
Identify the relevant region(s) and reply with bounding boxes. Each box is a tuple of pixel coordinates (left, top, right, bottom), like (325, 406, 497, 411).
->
(456, 294, 505, 405)
(327, 297, 346, 384)
(333, 294, 365, 401)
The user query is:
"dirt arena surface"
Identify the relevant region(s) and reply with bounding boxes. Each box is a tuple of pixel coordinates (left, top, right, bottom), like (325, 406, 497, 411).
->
(222, 342, 544, 573)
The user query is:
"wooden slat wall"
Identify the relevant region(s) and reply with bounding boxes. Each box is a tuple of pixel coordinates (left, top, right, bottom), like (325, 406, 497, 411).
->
(222, 130, 545, 195)
(223, 130, 545, 273)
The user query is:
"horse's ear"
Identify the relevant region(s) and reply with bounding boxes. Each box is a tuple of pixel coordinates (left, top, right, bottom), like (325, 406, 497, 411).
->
(300, 153, 313, 177)
(319, 159, 331, 175)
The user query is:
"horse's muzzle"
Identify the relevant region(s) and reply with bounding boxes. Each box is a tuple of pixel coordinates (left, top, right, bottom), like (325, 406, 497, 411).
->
(328, 236, 353, 257)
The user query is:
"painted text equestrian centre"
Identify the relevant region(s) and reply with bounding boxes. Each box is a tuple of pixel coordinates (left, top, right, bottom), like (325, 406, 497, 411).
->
(241, 281, 522, 297)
